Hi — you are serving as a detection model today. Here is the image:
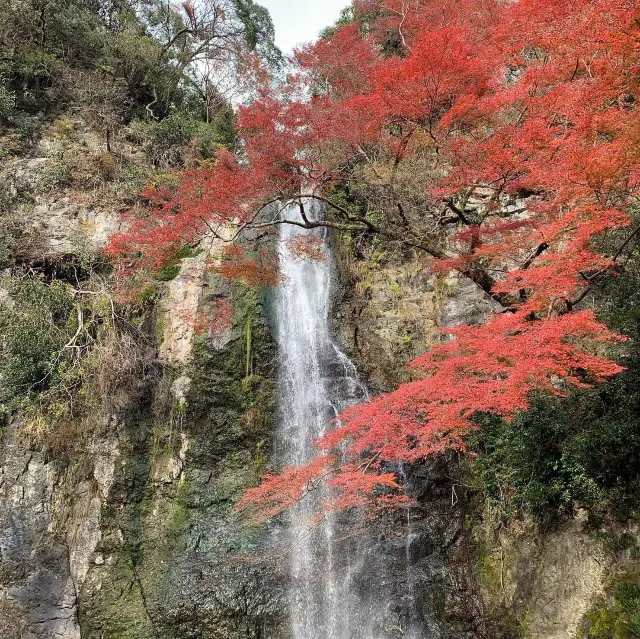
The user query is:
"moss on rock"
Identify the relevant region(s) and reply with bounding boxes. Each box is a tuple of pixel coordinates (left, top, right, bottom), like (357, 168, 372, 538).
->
(77, 280, 283, 638)
(580, 573, 640, 639)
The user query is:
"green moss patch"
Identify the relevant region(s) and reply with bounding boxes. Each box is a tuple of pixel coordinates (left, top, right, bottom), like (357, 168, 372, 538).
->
(581, 577, 640, 639)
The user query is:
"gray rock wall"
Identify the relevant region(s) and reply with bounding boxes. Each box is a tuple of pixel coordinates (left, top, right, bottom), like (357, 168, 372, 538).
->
(0, 279, 284, 638)
(0, 419, 80, 639)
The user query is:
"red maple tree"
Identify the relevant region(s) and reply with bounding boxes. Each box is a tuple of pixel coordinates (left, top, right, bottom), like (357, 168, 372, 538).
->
(108, 0, 640, 521)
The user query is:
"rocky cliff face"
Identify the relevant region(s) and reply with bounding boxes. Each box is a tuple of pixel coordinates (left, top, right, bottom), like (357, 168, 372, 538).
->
(74, 279, 283, 639)
(1, 121, 638, 639)
(0, 121, 285, 638)
(0, 266, 285, 638)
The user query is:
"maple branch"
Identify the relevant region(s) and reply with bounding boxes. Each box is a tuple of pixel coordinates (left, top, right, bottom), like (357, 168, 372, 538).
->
(609, 224, 640, 264)
(566, 224, 640, 309)
(242, 193, 517, 307)
(521, 242, 549, 270)
(198, 215, 227, 241)
(461, 266, 516, 308)
(567, 287, 592, 309)
(390, 127, 416, 185)
(359, 451, 381, 474)
(248, 216, 367, 233)
(396, 201, 410, 227)
(304, 194, 379, 233)
(297, 199, 311, 226)
(569, 58, 580, 82)
(444, 198, 470, 225)
(160, 27, 192, 56)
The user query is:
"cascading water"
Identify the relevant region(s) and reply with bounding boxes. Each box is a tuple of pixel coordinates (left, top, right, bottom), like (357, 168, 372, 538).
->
(274, 199, 368, 639)
(273, 200, 426, 639)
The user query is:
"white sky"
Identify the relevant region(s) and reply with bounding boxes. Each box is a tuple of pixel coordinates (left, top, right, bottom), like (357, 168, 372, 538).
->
(260, 0, 349, 53)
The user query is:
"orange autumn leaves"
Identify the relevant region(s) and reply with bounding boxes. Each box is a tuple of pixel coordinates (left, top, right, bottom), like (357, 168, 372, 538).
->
(236, 0, 640, 522)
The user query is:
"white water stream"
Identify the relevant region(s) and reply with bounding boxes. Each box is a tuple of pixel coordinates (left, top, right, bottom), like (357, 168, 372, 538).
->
(274, 198, 430, 638)
(274, 200, 374, 639)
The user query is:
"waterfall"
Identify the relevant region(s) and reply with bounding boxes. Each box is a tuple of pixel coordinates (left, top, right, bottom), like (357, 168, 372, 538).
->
(274, 199, 371, 639)
(273, 199, 429, 639)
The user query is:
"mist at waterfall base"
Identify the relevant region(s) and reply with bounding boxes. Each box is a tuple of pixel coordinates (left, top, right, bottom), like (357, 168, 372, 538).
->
(271, 200, 430, 639)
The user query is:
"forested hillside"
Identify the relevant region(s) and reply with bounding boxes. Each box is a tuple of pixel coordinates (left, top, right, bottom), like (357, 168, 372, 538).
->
(0, 0, 278, 434)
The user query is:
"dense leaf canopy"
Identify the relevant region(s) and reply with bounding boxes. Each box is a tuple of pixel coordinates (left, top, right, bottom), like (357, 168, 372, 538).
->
(108, 0, 640, 521)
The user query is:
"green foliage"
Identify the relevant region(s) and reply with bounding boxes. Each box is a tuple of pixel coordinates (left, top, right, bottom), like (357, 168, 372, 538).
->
(0, 216, 22, 269)
(127, 108, 236, 167)
(36, 152, 71, 191)
(156, 264, 181, 282)
(0, 278, 75, 402)
(1, 273, 150, 461)
(0, 0, 256, 154)
(154, 245, 202, 281)
(232, 0, 281, 65)
(581, 579, 640, 639)
(470, 400, 589, 519)
(318, 2, 405, 56)
(598, 532, 640, 555)
(0, 83, 15, 121)
(0, 235, 15, 269)
(0, 73, 42, 149)
(1, 0, 173, 120)
(138, 285, 157, 306)
(128, 113, 197, 166)
(200, 104, 238, 154)
(319, 7, 356, 40)
(174, 245, 202, 260)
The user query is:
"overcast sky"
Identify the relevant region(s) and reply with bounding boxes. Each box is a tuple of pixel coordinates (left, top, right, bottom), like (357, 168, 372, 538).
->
(260, 0, 349, 53)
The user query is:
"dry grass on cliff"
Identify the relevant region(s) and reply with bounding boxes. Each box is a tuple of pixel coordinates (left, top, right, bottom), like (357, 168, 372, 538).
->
(23, 304, 157, 459)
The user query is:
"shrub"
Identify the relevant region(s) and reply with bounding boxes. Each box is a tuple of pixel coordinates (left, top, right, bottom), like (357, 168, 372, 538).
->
(94, 152, 118, 181)
(127, 108, 237, 168)
(127, 112, 198, 167)
(0, 84, 15, 122)
(37, 153, 71, 192)
(0, 278, 75, 402)
(157, 264, 181, 281)
(581, 579, 640, 639)
(0, 216, 22, 269)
